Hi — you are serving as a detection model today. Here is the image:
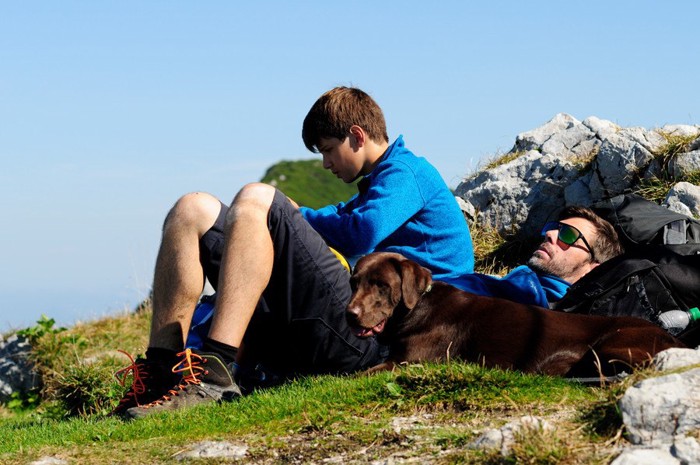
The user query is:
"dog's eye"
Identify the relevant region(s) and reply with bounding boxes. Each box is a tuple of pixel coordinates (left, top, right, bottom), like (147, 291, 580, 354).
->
(369, 279, 388, 290)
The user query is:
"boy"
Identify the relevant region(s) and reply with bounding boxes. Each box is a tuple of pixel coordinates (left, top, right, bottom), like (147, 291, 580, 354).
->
(115, 87, 474, 419)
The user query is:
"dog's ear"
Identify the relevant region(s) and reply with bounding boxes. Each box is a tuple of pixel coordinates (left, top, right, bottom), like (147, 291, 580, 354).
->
(399, 260, 433, 309)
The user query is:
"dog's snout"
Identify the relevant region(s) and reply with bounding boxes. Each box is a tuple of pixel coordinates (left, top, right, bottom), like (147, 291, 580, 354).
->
(346, 304, 361, 319)
(346, 304, 362, 326)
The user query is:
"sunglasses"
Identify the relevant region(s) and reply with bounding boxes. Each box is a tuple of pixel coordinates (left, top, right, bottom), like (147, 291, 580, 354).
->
(541, 221, 596, 262)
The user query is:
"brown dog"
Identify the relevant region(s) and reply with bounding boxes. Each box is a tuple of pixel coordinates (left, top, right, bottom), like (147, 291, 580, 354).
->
(346, 252, 686, 377)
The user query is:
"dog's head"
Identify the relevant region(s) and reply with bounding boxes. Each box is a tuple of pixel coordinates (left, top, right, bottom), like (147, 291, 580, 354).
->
(346, 252, 433, 338)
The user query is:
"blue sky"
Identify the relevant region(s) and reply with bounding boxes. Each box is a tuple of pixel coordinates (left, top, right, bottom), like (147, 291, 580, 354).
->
(1, 1, 699, 331)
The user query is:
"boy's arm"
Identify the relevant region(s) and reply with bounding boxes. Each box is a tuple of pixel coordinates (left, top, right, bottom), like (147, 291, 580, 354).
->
(301, 162, 424, 256)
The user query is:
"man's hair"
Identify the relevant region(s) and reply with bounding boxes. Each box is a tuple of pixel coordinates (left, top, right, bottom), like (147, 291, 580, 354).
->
(558, 206, 624, 263)
(302, 87, 389, 152)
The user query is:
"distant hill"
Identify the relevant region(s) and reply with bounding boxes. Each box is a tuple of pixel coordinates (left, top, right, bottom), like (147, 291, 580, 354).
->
(260, 159, 359, 209)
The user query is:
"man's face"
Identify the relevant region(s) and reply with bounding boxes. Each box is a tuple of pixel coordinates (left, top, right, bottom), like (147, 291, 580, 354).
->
(527, 217, 598, 283)
(316, 135, 364, 184)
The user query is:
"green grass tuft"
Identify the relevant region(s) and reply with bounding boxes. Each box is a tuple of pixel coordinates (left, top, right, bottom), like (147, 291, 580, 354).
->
(483, 151, 526, 171)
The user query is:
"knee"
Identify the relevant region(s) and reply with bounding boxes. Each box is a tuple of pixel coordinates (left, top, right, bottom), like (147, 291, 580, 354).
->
(226, 183, 277, 227)
(165, 192, 222, 234)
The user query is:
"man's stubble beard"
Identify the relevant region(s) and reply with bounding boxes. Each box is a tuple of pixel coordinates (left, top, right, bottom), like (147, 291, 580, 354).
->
(527, 254, 575, 281)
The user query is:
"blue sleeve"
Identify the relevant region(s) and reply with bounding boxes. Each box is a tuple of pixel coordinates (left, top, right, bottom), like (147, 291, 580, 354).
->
(450, 266, 551, 308)
(301, 161, 425, 256)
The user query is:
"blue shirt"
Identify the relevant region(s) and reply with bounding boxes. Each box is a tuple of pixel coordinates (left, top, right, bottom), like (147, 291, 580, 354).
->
(301, 135, 474, 281)
(451, 265, 571, 307)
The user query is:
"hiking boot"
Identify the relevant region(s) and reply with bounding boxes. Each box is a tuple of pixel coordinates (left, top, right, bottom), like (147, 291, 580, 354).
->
(111, 350, 181, 418)
(125, 348, 242, 419)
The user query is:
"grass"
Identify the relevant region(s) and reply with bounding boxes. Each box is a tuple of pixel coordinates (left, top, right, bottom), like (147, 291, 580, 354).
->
(1, 308, 624, 464)
(260, 158, 359, 209)
(0, 271, 656, 463)
(482, 150, 526, 171)
(1, 354, 610, 464)
(653, 130, 699, 169)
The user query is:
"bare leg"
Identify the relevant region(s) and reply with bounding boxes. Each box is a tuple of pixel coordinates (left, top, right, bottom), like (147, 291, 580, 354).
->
(207, 183, 276, 347)
(149, 192, 223, 350)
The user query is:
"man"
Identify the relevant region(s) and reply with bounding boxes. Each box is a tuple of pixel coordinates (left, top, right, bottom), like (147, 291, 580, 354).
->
(453, 205, 624, 308)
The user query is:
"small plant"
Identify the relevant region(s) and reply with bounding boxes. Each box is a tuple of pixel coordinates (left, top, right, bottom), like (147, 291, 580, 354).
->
(54, 362, 120, 416)
(483, 150, 526, 171)
(469, 221, 508, 275)
(633, 176, 673, 203)
(652, 131, 699, 176)
(16, 315, 66, 344)
(6, 391, 41, 412)
(574, 147, 600, 175)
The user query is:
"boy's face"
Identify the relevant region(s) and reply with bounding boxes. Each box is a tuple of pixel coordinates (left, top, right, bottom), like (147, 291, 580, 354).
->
(316, 135, 364, 183)
(527, 217, 598, 284)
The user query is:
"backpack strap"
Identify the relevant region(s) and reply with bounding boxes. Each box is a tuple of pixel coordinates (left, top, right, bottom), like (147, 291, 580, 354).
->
(664, 219, 687, 245)
(552, 256, 657, 311)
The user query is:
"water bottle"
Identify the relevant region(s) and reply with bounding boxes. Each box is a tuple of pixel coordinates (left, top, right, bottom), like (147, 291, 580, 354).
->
(657, 307, 700, 336)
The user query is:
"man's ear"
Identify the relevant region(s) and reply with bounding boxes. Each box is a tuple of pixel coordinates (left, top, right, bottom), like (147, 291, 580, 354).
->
(348, 125, 366, 149)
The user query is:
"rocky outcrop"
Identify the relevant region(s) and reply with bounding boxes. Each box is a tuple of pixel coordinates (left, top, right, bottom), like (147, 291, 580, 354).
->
(468, 348, 700, 463)
(0, 334, 39, 403)
(455, 114, 700, 238)
(612, 347, 700, 464)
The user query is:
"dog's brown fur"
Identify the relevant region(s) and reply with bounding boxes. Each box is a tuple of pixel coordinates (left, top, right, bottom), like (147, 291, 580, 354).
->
(346, 252, 686, 377)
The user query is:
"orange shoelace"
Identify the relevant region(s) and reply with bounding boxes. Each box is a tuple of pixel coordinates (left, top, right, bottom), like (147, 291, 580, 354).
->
(143, 348, 208, 408)
(114, 350, 148, 407)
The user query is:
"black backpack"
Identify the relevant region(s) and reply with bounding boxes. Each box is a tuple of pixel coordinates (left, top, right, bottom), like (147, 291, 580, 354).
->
(591, 193, 700, 255)
(552, 194, 700, 347)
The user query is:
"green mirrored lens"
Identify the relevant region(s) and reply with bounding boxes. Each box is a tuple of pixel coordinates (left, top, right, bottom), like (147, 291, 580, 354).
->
(558, 224, 580, 245)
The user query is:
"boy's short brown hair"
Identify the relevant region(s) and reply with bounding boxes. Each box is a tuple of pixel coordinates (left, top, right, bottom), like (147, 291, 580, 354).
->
(302, 87, 389, 152)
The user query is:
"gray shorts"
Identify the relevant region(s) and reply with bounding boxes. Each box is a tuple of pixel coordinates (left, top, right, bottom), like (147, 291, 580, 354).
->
(199, 189, 387, 377)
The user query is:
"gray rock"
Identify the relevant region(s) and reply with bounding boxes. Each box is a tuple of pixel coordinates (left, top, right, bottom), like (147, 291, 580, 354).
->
(667, 151, 700, 179)
(583, 116, 620, 140)
(174, 440, 248, 460)
(660, 124, 700, 138)
(455, 150, 577, 237)
(621, 126, 667, 153)
(589, 134, 656, 199)
(664, 182, 700, 218)
(563, 171, 595, 207)
(454, 114, 700, 241)
(611, 447, 680, 465)
(455, 196, 475, 221)
(0, 334, 40, 403)
(539, 121, 597, 159)
(468, 415, 553, 455)
(618, 368, 700, 447)
(672, 435, 700, 465)
(28, 458, 68, 465)
(513, 113, 579, 153)
(654, 347, 700, 371)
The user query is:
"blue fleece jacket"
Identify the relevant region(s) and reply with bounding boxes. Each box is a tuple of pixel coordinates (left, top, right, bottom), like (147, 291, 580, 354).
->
(300, 135, 474, 281)
(451, 265, 571, 307)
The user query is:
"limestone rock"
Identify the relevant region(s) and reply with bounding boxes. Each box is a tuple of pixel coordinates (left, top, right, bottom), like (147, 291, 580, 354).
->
(174, 440, 248, 460)
(468, 415, 553, 455)
(618, 368, 700, 447)
(0, 334, 40, 403)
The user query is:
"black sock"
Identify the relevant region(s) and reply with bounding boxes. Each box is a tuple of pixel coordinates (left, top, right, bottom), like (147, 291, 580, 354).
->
(145, 347, 180, 367)
(202, 337, 239, 365)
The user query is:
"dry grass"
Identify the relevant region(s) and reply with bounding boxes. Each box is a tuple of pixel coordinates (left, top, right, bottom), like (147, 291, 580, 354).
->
(483, 150, 526, 171)
(26, 309, 151, 417)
